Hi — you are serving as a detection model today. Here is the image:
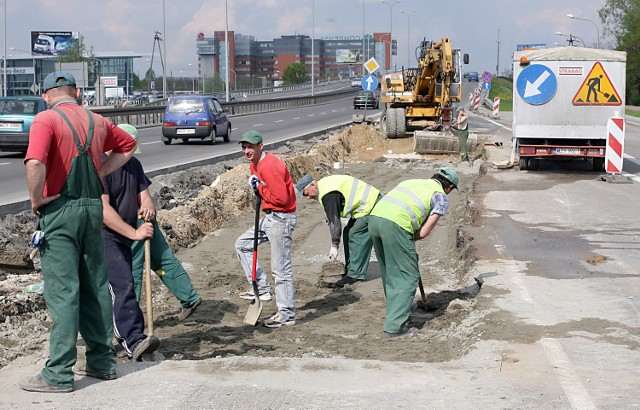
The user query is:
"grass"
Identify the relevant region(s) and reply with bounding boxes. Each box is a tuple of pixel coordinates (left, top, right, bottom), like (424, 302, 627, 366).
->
(488, 77, 513, 112)
(625, 110, 640, 118)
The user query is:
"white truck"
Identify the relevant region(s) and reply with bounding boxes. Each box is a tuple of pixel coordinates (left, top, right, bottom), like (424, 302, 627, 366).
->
(512, 47, 626, 171)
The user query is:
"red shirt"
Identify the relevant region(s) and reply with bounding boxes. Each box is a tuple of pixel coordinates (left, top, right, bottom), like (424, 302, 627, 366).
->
(251, 152, 296, 213)
(25, 103, 137, 197)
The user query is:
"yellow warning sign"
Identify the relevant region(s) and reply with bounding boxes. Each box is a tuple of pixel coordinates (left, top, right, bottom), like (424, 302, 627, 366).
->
(573, 62, 621, 106)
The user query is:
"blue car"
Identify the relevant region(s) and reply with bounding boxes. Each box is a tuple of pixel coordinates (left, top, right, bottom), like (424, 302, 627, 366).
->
(468, 72, 479, 82)
(161, 95, 232, 145)
(0, 97, 48, 152)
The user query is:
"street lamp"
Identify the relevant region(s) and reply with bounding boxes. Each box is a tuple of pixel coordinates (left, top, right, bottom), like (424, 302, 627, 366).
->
(555, 32, 584, 47)
(224, 0, 230, 102)
(380, 0, 403, 67)
(9, 48, 37, 94)
(400, 9, 417, 68)
(229, 68, 237, 91)
(311, 0, 315, 96)
(3, 0, 7, 97)
(379, 33, 392, 71)
(567, 14, 600, 49)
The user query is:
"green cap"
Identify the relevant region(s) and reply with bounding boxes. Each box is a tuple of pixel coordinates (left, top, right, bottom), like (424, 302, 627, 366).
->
(117, 123, 141, 154)
(436, 167, 459, 189)
(456, 105, 465, 112)
(238, 130, 263, 145)
(42, 71, 76, 92)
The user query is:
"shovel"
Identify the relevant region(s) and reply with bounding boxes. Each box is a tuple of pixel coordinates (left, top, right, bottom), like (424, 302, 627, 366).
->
(144, 238, 154, 336)
(244, 194, 263, 325)
(418, 276, 427, 306)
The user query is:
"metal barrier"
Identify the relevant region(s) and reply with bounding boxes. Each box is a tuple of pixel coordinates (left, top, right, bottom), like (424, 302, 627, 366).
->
(92, 88, 357, 127)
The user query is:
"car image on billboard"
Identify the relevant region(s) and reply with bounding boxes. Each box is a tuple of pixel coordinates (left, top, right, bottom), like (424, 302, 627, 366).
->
(31, 31, 79, 56)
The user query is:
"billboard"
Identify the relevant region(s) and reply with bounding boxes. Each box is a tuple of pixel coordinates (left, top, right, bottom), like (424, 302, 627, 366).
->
(336, 49, 364, 64)
(30, 31, 79, 56)
(516, 43, 546, 51)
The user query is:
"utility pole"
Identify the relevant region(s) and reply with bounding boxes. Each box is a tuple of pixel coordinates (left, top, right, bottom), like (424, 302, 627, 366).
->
(496, 27, 500, 77)
(149, 32, 166, 98)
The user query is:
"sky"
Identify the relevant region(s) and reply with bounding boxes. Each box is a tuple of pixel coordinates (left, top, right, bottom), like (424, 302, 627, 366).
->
(1, 0, 609, 78)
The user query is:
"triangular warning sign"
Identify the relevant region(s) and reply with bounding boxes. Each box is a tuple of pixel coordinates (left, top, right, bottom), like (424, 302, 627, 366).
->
(573, 62, 622, 106)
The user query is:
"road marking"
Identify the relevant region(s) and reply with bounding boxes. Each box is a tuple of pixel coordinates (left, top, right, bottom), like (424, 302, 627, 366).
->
(275, 120, 283, 123)
(293, 117, 301, 120)
(253, 124, 263, 127)
(307, 114, 314, 117)
(141, 141, 161, 145)
(482, 116, 512, 131)
(0, 162, 10, 166)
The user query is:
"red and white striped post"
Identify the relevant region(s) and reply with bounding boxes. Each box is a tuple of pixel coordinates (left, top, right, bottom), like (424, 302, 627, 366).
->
(242, 92, 248, 102)
(468, 92, 473, 106)
(605, 115, 625, 174)
(492, 97, 500, 119)
(473, 89, 480, 113)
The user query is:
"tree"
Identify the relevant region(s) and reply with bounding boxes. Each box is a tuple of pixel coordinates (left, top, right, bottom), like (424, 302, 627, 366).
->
(282, 62, 308, 85)
(599, 0, 640, 104)
(58, 34, 94, 63)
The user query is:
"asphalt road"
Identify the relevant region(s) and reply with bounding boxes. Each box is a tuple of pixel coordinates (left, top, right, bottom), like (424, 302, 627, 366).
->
(0, 97, 379, 214)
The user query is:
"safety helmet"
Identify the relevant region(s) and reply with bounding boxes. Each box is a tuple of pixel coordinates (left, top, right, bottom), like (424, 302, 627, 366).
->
(436, 167, 459, 189)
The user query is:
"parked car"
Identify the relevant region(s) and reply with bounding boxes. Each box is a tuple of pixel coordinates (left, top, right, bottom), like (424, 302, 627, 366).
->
(353, 90, 379, 109)
(0, 97, 48, 152)
(468, 71, 479, 82)
(161, 95, 231, 145)
(351, 77, 362, 88)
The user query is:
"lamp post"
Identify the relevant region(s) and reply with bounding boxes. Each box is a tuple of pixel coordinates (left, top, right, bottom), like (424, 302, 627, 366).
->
(162, 0, 167, 99)
(380, 0, 403, 68)
(224, 0, 230, 102)
(311, 0, 315, 96)
(3, 0, 7, 97)
(567, 14, 599, 49)
(400, 9, 417, 68)
(379, 33, 392, 71)
(555, 32, 584, 47)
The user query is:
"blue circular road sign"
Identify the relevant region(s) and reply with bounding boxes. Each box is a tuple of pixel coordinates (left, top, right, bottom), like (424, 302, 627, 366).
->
(516, 64, 557, 105)
(361, 74, 379, 91)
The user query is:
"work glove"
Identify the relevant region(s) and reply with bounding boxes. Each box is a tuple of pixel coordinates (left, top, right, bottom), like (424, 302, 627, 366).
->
(29, 230, 44, 260)
(328, 245, 339, 261)
(248, 175, 262, 191)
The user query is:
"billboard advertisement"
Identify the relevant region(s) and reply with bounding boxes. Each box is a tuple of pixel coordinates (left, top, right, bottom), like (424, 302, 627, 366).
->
(336, 49, 364, 64)
(30, 31, 79, 56)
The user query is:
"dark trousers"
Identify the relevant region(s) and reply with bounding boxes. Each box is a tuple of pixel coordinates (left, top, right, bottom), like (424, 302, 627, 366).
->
(104, 236, 146, 356)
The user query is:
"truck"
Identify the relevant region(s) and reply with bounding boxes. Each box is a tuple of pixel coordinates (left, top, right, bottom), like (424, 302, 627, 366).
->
(379, 38, 468, 139)
(512, 46, 627, 171)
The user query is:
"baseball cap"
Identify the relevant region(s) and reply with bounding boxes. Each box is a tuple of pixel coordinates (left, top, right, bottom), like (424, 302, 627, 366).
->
(43, 71, 76, 92)
(238, 130, 263, 145)
(436, 167, 459, 189)
(456, 105, 465, 112)
(295, 174, 314, 197)
(117, 123, 141, 154)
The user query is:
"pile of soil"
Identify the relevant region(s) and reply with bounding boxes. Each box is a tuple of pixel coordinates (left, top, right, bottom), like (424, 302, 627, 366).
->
(0, 124, 484, 368)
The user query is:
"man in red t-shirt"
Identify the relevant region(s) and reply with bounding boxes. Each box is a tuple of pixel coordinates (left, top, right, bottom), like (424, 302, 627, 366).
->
(235, 131, 298, 328)
(22, 71, 137, 393)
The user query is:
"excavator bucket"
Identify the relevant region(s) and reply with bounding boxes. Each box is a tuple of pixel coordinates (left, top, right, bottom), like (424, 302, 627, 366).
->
(413, 131, 478, 155)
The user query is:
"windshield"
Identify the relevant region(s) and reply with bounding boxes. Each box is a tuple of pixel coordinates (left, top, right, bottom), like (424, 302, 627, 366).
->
(167, 99, 205, 114)
(0, 99, 38, 115)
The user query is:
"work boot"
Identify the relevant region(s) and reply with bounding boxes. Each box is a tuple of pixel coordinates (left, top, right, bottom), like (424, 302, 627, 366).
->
(383, 327, 418, 339)
(72, 364, 117, 380)
(178, 297, 202, 321)
(20, 374, 73, 393)
(131, 335, 160, 361)
(332, 276, 364, 288)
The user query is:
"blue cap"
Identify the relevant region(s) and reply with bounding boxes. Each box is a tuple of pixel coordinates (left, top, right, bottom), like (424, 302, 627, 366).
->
(295, 174, 314, 196)
(43, 71, 76, 92)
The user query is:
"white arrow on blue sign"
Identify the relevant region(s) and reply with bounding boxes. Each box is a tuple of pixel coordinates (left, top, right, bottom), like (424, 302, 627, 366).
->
(516, 64, 557, 105)
(361, 74, 378, 91)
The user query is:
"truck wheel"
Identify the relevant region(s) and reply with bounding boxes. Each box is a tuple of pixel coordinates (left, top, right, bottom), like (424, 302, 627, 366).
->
(528, 158, 539, 171)
(519, 158, 528, 171)
(386, 109, 398, 138)
(396, 108, 407, 137)
(592, 157, 604, 172)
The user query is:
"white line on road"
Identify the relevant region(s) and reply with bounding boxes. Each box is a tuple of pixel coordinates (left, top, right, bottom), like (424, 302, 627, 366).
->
(293, 117, 301, 120)
(141, 141, 161, 145)
(275, 120, 283, 123)
(307, 114, 314, 117)
(252, 124, 263, 127)
(0, 162, 10, 166)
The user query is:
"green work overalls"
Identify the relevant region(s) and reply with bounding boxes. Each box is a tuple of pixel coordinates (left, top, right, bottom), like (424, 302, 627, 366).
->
(38, 108, 116, 387)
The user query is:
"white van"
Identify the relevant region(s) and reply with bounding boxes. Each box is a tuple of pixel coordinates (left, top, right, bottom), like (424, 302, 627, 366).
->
(33, 35, 55, 54)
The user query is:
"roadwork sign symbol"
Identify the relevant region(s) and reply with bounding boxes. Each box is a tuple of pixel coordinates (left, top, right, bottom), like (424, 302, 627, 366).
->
(573, 62, 621, 106)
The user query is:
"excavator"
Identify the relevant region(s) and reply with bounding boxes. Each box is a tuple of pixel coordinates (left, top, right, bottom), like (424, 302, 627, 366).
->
(379, 38, 469, 153)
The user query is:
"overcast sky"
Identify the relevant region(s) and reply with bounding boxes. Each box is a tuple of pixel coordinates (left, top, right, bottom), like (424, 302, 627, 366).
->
(2, 0, 608, 77)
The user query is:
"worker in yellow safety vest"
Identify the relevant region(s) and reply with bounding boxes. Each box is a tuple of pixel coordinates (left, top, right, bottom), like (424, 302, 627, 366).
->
(368, 167, 459, 338)
(295, 174, 381, 288)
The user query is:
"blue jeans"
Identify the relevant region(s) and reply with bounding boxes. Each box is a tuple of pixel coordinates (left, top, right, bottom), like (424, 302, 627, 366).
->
(235, 211, 297, 320)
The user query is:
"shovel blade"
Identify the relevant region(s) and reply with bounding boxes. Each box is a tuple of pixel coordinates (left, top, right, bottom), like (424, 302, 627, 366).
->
(243, 298, 263, 326)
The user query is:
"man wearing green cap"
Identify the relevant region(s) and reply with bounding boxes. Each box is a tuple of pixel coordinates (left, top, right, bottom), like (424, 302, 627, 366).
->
(368, 167, 459, 338)
(23, 71, 137, 392)
(235, 130, 298, 328)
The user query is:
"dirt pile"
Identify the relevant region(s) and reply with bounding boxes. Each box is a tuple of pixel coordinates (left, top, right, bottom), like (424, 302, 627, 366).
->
(0, 124, 485, 368)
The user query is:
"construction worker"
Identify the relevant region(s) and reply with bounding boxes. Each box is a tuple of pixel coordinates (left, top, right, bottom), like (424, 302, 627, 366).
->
(295, 174, 381, 288)
(23, 71, 137, 392)
(368, 167, 459, 338)
(451, 106, 469, 162)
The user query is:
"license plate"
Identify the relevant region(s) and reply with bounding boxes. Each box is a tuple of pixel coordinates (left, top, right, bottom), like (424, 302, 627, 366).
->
(0, 122, 21, 129)
(555, 148, 580, 155)
(176, 129, 195, 135)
